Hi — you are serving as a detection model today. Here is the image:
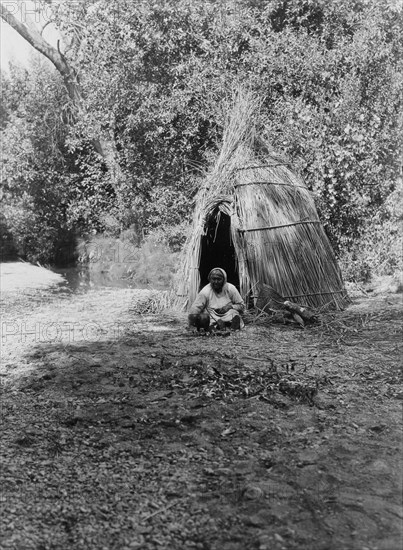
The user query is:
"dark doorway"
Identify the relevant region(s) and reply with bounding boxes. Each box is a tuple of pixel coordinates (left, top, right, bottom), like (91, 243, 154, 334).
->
(199, 210, 240, 290)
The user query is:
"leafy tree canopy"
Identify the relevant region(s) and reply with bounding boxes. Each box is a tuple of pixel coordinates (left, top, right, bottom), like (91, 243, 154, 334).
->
(1, 0, 402, 262)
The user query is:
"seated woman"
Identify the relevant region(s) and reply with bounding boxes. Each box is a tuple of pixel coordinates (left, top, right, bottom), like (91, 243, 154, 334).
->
(188, 268, 245, 331)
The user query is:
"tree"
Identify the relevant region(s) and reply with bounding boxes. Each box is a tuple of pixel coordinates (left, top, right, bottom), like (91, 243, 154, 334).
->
(1, 0, 402, 259)
(1, 62, 76, 263)
(0, 0, 122, 184)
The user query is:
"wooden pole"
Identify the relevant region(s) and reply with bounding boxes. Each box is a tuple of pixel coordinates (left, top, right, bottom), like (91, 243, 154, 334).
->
(239, 220, 321, 233)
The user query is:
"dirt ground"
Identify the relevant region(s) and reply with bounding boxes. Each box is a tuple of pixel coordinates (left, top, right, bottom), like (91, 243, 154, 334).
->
(0, 276, 402, 550)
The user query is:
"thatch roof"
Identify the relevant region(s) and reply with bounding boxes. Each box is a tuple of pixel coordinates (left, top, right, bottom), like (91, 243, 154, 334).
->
(177, 91, 348, 310)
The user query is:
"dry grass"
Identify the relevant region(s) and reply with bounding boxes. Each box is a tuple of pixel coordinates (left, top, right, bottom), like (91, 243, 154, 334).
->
(129, 289, 178, 314)
(178, 89, 348, 310)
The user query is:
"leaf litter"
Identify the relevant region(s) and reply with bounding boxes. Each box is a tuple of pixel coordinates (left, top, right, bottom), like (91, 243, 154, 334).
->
(0, 288, 402, 549)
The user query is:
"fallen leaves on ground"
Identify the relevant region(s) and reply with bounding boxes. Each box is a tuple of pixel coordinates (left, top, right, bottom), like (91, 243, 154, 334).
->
(0, 289, 402, 550)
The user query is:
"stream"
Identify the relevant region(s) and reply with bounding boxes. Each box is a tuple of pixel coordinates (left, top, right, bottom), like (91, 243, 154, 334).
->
(0, 261, 145, 299)
(50, 265, 141, 294)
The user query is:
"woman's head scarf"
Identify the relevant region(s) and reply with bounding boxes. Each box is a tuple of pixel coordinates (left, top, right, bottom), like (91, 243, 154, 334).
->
(208, 268, 227, 284)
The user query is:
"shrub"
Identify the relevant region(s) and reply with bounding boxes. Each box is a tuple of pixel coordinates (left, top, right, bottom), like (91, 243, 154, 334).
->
(0, 212, 16, 260)
(2, 198, 72, 265)
(340, 182, 403, 282)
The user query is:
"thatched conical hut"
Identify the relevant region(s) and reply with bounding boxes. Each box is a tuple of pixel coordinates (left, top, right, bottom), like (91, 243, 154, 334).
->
(177, 92, 348, 311)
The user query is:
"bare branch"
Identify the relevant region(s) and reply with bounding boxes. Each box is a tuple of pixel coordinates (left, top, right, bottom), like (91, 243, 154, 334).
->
(40, 19, 53, 36)
(0, 2, 67, 76)
(0, 0, 122, 176)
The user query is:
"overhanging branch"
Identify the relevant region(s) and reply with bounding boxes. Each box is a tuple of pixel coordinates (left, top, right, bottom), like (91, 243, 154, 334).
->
(1, 2, 67, 75)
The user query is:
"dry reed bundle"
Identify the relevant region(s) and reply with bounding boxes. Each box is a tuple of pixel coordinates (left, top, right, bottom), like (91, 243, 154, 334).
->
(177, 89, 348, 310)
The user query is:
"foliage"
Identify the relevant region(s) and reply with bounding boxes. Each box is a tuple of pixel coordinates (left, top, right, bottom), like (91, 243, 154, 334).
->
(64, 0, 401, 247)
(1, 63, 115, 262)
(0, 62, 77, 263)
(0, 212, 16, 260)
(1, 0, 402, 273)
(339, 181, 403, 282)
(248, 0, 403, 248)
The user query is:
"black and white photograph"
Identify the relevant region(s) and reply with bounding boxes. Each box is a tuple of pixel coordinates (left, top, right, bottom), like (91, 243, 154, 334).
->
(1, 1, 402, 549)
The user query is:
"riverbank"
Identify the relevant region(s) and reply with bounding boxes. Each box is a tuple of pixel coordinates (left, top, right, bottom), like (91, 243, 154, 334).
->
(0, 262, 65, 292)
(0, 266, 402, 550)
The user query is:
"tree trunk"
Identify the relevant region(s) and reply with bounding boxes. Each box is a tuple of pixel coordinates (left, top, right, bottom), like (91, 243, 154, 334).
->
(1, 2, 122, 184)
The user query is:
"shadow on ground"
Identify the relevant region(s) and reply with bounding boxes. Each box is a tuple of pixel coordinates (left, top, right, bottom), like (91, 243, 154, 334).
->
(1, 303, 402, 550)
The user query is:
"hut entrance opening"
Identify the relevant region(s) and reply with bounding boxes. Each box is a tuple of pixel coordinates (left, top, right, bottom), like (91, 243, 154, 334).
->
(199, 210, 240, 290)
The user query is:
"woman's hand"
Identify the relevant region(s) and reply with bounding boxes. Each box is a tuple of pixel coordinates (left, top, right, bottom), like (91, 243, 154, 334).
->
(214, 302, 233, 315)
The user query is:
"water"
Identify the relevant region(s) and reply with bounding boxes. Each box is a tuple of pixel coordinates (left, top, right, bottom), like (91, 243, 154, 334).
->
(50, 265, 140, 294)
